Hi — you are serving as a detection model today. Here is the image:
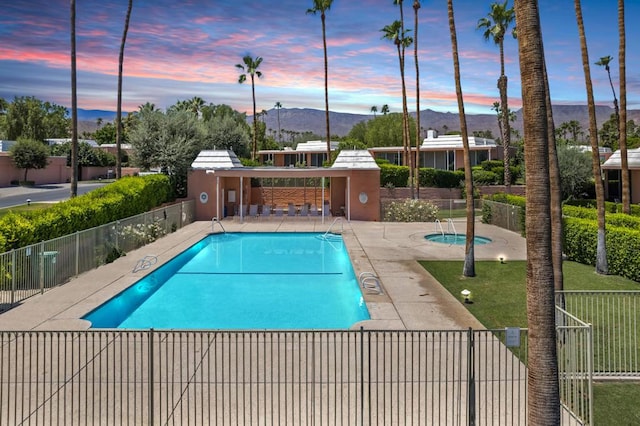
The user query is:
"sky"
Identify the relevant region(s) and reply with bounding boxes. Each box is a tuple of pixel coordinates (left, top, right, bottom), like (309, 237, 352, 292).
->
(1, 0, 638, 117)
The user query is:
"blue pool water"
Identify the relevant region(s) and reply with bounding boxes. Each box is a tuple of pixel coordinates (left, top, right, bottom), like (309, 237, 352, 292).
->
(84, 233, 370, 329)
(424, 233, 492, 245)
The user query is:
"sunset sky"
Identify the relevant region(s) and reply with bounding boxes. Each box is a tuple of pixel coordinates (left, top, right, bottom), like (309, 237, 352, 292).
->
(1, 0, 638, 116)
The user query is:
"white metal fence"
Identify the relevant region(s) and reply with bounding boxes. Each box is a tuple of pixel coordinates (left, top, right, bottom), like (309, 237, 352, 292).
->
(0, 200, 195, 312)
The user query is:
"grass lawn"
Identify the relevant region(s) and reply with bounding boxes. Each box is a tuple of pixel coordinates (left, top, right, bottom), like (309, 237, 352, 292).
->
(0, 203, 50, 218)
(420, 260, 640, 425)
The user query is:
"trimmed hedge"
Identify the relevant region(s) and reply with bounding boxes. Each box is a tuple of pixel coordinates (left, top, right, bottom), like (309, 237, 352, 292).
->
(379, 164, 464, 189)
(0, 175, 172, 252)
(564, 217, 640, 282)
(564, 199, 640, 216)
(562, 205, 640, 230)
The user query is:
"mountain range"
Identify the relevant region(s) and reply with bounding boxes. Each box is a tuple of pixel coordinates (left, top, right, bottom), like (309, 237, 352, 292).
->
(78, 105, 640, 140)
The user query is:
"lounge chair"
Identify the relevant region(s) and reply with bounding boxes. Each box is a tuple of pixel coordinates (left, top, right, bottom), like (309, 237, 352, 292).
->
(310, 204, 319, 217)
(249, 204, 259, 219)
(323, 203, 331, 217)
(288, 204, 297, 217)
(274, 206, 284, 217)
(299, 204, 309, 216)
(261, 205, 272, 219)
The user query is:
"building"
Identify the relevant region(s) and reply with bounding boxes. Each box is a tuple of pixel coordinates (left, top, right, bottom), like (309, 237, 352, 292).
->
(259, 140, 339, 167)
(601, 148, 640, 203)
(188, 149, 380, 222)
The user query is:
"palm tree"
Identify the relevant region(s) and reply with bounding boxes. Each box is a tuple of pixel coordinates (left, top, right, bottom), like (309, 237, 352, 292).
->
(70, 0, 78, 197)
(595, 56, 620, 150)
(116, 0, 132, 179)
(274, 101, 283, 143)
(413, 0, 421, 199)
(187, 96, 206, 117)
(575, 0, 608, 275)
(477, 1, 515, 191)
(370, 105, 378, 117)
(306, 0, 333, 162)
(514, 1, 560, 422)
(447, 0, 474, 278)
(381, 104, 390, 115)
(381, 20, 414, 196)
(618, 0, 630, 214)
(236, 55, 263, 160)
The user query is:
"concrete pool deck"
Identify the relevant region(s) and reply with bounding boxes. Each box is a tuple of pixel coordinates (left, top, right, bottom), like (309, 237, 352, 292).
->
(0, 217, 527, 331)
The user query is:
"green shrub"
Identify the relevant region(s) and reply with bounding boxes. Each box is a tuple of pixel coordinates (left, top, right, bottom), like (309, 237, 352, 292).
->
(380, 164, 410, 188)
(418, 167, 436, 187)
(433, 169, 464, 188)
(481, 160, 504, 171)
(383, 199, 439, 222)
(0, 175, 172, 252)
(473, 169, 498, 185)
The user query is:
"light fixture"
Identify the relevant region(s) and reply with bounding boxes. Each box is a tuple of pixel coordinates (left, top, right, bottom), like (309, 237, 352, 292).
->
(461, 289, 472, 304)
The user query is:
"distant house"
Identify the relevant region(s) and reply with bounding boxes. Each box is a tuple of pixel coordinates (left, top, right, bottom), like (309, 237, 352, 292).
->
(45, 138, 99, 147)
(601, 148, 640, 203)
(571, 145, 613, 163)
(258, 140, 339, 167)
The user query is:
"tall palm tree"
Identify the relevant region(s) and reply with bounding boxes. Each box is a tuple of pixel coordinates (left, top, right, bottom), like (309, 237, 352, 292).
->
(618, 0, 630, 214)
(306, 0, 333, 162)
(477, 1, 515, 191)
(274, 101, 283, 143)
(447, 0, 474, 277)
(595, 56, 620, 152)
(370, 105, 378, 117)
(187, 96, 205, 117)
(236, 55, 263, 160)
(514, 1, 560, 423)
(381, 104, 390, 115)
(116, 0, 133, 179)
(381, 21, 414, 196)
(413, 0, 421, 199)
(70, 0, 78, 197)
(575, 0, 608, 275)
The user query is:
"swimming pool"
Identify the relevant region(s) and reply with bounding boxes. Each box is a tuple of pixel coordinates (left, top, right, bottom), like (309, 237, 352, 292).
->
(83, 232, 370, 329)
(424, 233, 492, 245)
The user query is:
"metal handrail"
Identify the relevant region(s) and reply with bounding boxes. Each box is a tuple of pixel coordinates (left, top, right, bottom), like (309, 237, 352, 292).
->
(323, 217, 344, 238)
(447, 218, 458, 237)
(211, 217, 226, 233)
(434, 219, 445, 236)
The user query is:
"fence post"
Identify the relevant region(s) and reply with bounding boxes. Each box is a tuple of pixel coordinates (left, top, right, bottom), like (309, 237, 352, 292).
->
(467, 328, 475, 426)
(75, 232, 80, 277)
(360, 326, 365, 426)
(39, 241, 45, 294)
(11, 249, 16, 305)
(148, 328, 154, 425)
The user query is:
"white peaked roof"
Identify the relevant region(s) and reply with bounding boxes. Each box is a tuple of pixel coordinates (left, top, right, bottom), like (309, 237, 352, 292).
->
(420, 133, 496, 149)
(602, 148, 640, 170)
(191, 150, 244, 169)
(295, 140, 340, 152)
(331, 150, 379, 170)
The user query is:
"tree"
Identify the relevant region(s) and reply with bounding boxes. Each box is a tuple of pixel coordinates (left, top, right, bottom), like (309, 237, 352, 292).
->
(575, 0, 608, 275)
(364, 113, 415, 148)
(70, 0, 79, 197)
(236, 55, 263, 160)
(413, 0, 422, 198)
(370, 105, 378, 117)
(514, 0, 560, 422)
(274, 101, 283, 143)
(94, 122, 117, 145)
(447, 0, 475, 278)
(116, 0, 133, 180)
(618, 0, 630, 214)
(381, 104, 390, 115)
(9, 138, 50, 182)
(347, 120, 368, 144)
(477, 1, 515, 192)
(2, 97, 69, 141)
(306, 0, 333, 162)
(595, 56, 619, 139)
(381, 20, 413, 194)
(556, 145, 593, 200)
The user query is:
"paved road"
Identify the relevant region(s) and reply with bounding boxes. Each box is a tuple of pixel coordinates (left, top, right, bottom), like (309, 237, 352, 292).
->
(0, 183, 107, 209)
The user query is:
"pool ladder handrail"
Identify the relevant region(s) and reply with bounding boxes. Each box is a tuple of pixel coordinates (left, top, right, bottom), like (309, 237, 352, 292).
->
(323, 217, 344, 238)
(434, 219, 445, 236)
(447, 218, 458, 237)
(359, 272, 383, 295)
(211, 217, 226, 233)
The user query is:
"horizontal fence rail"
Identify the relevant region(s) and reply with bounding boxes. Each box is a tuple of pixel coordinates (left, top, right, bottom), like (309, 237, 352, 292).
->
(0, 201, 195, 313)
(557, 290, 640, 378)
(0, 329, 542, 426)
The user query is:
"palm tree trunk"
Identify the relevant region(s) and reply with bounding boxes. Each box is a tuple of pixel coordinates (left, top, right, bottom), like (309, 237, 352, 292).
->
(543, 57, 564, 294)
(498, 41, 511, 191)
(414, 1, 421, 199)
(321, 13, 331, 162)
(116, 0, 133, 180)
(447, 0, 474, 277)
(575, 0, 608, 275)
(251, 75, 258, 160)
(70, 0, 78, 197)
(619, 0, 629, 214)
(514, 1, 560, 423)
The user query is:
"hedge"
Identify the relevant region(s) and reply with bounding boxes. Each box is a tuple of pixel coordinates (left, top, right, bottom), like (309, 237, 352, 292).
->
(379, 164, 464, 189)
(564, 199, 640, 216)
(564, 217, 640, 282)
(562, 205, 640, 230)
(0, 175, 172, 252)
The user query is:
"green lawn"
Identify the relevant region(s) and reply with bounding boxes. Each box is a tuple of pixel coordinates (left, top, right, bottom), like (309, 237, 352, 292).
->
(0, 203, 50, 218)
(420, 260, 640, 425)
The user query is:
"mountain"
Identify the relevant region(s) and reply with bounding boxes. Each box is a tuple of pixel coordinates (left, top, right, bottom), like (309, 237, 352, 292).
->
(259, 105, 640, 140)
(74, 109, 117, 122)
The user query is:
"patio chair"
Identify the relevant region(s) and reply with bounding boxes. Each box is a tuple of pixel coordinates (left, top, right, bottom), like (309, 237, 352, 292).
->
(299, 204, 309, 216)
(274, 206, 284, 217)
(323, 203, 331, 217)
(261, 205, 272, 219)
(310, 204, 319, 217)
(249, 204, 259, 219)
(288, 203, 297, 217)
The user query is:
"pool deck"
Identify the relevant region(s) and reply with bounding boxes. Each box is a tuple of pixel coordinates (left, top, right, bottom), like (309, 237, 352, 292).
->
(0, 217, 527, 331)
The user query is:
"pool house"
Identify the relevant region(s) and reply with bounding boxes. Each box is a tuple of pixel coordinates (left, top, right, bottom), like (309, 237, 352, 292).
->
(188, 149, 381, 222)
